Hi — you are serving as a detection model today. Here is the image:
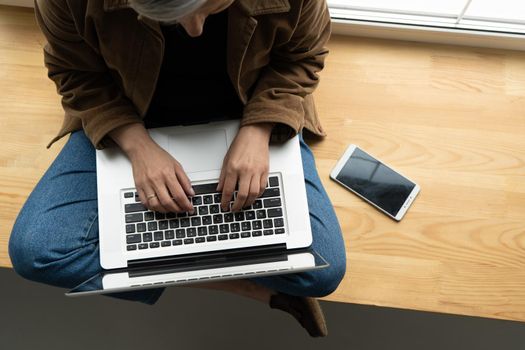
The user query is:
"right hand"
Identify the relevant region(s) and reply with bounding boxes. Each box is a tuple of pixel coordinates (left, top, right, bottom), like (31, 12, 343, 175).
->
(129, 142, 195, 214)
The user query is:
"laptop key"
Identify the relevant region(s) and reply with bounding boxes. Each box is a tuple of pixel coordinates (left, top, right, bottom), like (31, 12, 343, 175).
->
(213, 214, 223, 224)
(241, 232, 251, 238)
(184, 238, 194, 245)
(126, 224, 135, 234)
(269, 176, 279, 187)
(210, 205, 220, 214)
(230, 223, 240, 232)
(126, 234, 141, 244)
(229, 233, 240, 239)
(125, 203, 147, 213)
(173, 239, 183, 246)
(252, 231, 262, 237)
(155, 212, 166, 220)
(137, 223, 147, 232)
(256, 210, 266, 219)
(166, 212, 176, 219)
(175, 229, 185, 239)
(261, 188, 280, 198)
(263, 198, 281, 208)
(267, 208, 283, 218)
(209, 225, 219, 235)
(252, 200, 263, 209)
(203, 195, 213, 204)
(263, 219, 273, 229)
(224, 213, 234, 222)
(191, 217, 201, 226)
(124, 192, 134, 198)
(195, 237, 205, 243)
(192, 196, 202, 205)
(127, 244, 137, 251)
(198, 206, 208, 215)
(138, 243, 149, 250)
(198, 227, 207, 236)
(274, 218, 284, 227)
(165, 230, 175, 240)
(219, 224, 229, 233)
(202, 215, 212, 225)
(214, 193, 222, 203)
(169, 219, 179, 228)
(180, 218, 190, 227)
(234, 212, 245, 221)
(186, 228, 197, 237)
(263, 229, 274, 236)
(275, 228, 285, 234)
(147, 222, 158, 231)
(252, 220, 262, 230)
(144, 212, 155, 221)
(245, 210, 256, 220)
(159, 220, 169, 230)
(143, 232, 153, 242)
(125, 213, 143, 223)
(154, 231, 164, 241)
(241, 222, 251, 231)
(207, 236, 217, 242)
(161, 241, 171, 247)
(150, 242, 160, 248)
(218, 234, 228, 241)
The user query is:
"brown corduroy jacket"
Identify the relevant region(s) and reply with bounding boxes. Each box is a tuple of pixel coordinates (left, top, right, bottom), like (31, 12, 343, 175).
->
(35, 0, 330, 150)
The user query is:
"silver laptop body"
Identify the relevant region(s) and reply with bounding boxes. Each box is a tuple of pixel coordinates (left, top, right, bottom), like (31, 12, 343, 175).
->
(96, 119, 313, 271)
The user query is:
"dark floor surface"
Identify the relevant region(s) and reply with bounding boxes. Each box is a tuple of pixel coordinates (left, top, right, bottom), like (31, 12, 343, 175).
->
(1, 268, 523, 350)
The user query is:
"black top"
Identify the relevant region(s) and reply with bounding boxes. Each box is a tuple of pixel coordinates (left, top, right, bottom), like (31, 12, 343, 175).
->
(144, 10, 243, 129)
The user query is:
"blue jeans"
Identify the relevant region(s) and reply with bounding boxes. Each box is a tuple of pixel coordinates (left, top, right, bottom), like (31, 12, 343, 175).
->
(9, 130, 346, 304)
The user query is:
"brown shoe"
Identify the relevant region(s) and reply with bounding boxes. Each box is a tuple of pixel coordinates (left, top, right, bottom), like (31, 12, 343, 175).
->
(269, 292, 328, 337)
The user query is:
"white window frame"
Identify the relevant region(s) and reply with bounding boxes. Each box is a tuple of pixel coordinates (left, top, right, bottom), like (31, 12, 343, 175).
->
(329, 3, 525, 51)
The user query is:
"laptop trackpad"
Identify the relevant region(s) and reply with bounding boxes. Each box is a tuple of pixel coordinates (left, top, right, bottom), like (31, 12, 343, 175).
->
(168, 129, 228, 173)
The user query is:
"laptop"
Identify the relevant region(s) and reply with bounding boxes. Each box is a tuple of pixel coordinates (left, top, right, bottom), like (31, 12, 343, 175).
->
(67, 119, 328, 296)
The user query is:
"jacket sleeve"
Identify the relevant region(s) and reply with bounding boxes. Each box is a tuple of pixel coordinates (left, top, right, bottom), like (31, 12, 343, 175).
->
(35, 0, 143, 150)
(240, 0, 331, 142)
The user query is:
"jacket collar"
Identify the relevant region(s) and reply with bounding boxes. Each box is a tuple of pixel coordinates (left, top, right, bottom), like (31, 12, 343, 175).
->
(103, 0, 290, 15)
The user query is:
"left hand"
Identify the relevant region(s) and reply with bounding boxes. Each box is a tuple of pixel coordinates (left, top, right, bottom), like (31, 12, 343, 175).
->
(217, 123, 274, 212)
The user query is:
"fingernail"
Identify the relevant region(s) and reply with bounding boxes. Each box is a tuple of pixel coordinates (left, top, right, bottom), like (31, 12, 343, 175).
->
(191, 189, 195, 196)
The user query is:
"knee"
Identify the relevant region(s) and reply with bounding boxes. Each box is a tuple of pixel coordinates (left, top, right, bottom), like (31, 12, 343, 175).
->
(305, 252, 347, 297)
(8, 220, 39, 281)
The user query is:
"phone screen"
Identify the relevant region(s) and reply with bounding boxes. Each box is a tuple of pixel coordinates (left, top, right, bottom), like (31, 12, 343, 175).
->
(335, 147, 415, 217)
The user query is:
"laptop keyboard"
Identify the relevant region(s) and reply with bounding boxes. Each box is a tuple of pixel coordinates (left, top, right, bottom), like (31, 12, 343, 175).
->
(123, 175, 286, 251)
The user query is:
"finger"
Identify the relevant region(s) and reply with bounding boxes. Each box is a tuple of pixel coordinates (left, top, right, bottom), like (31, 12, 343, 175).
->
(244, 176, 260, 209)
(259, 171, 269, 197)
(151, 180, 174, 214)
(166, 174, 192, 213)
(175, 164, 195, 197)
(232, 175, 250, 212)
(216, 166, 226, 192)
(140, 184, 160, 211)
(220, 172, 237, 211)
(136, 187, 149, 207)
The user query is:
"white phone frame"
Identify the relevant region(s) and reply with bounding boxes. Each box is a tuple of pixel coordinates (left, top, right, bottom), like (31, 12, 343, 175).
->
(330, 144, 420, 221)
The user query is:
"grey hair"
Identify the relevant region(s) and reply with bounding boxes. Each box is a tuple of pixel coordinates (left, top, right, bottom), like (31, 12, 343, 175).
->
(129, 0, 208, 23)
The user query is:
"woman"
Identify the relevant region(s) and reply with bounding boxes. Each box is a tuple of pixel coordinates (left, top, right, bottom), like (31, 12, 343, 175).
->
(9, 0, 346, 337)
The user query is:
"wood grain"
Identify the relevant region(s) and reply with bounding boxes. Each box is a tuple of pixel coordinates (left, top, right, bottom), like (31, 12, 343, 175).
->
(311, 36, 525, 322)
(1, 5, 524, 322)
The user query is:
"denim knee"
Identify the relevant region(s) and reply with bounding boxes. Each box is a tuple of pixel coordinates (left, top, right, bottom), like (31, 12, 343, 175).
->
(304, 249, 347, 298)
(8, 220, 39, 282)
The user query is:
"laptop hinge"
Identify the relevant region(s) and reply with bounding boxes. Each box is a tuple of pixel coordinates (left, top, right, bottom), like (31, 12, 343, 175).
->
(127, 243, 287, 269)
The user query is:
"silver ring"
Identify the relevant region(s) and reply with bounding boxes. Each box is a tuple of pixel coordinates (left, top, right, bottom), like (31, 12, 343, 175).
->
(146, 194, 158, 200)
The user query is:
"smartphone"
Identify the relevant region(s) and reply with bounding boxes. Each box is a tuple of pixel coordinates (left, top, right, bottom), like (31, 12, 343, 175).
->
(330, 144, 420, 221)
